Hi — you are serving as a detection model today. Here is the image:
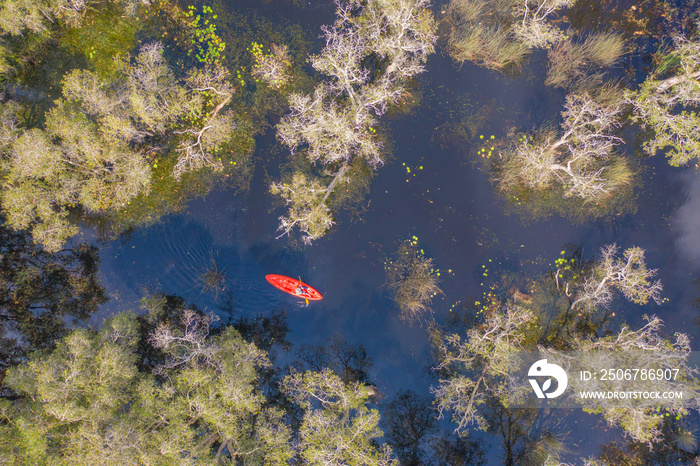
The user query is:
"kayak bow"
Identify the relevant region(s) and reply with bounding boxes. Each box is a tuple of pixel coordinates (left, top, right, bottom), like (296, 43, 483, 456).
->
(265, 274, 323, 300)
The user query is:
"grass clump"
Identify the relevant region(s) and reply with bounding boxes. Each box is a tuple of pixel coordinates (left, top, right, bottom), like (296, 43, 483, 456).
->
(546, 32, 626, 88)
(385, 238, 442, 323)
(196, 256, 228, 299)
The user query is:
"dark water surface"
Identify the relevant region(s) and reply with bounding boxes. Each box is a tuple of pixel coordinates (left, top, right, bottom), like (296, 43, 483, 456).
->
(86, 2, 700, 462)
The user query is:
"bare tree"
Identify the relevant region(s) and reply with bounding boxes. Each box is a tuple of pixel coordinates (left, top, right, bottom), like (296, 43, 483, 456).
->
(62, 42, 232, 180)
(148, 309, 220, 373)
(277, 86, 383, 167)
(270, 172, 336, 244)
(384, 390, 438, 465)
(571, 244, 663, 311)
(512, 0, 574, 48)
(173, 111, 235, 180)
(498, 91, 627, 200)
(433, 304, 535, 431)
(127, 43, 194, 134)
(277, 0, 435, 167)
(251, 43, 292, 89)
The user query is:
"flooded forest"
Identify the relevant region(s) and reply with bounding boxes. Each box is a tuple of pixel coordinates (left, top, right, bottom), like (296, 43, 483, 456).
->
(1, 0, 700, 464)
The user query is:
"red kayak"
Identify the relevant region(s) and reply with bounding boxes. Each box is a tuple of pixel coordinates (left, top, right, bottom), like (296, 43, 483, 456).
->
(265, 274, 323, 300)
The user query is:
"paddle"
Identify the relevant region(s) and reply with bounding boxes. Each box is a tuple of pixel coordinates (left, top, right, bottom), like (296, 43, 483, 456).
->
(299, 276, 309, 305)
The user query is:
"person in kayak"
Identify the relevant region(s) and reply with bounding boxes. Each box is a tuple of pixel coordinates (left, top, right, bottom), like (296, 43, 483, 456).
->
(295, 284, 309, 296)
(265, 275, 322, 300)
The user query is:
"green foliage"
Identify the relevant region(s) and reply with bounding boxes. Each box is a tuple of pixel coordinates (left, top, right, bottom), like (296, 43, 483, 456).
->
(270, 171, 335, 244)
(282, 369, 395, 465)
(0, 309, 293, 464)
(385, 237, 442, 323)
(0, 0, 313, 252)
(1, 103, 152, 251)
(60, 2, 139, 76)
(627, 36, 700, 166)
(0, 0, 52, 35)
(199, 1, 314, 107)
(0, 35, 248, 250)
(88, 126, 254, 240)
(0, 30, 84, 107)
(0, 0, 87, 35)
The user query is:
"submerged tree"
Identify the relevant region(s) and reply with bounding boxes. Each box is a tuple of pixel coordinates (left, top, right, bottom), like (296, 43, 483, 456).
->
(569, 244, 663, 312)
(250, 42, 292, 89)
(0, 0, 155, 34)
(429, 433, 486, 466)
(496, 89, 631, 201)
(432, 297, 542, 466)
(566, 316, 699, 445)
(272, 0, 437, 244)
(195, 256, 228, 299)
(385, 238, 442, 323)
(0, 0, 88, 34)
(433, 304, 536, 432)
(592, 423, 699, 465)
(296, 334, 373, 384)
(0, 218, 107, 395)
(270, 171, 335, 242)
(2, 108, 152, 251)
(627, 35, 700, 166)
(493, 85, 639, 223)
(61, 41, 234, 179)
(383, 389, 438, 465)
